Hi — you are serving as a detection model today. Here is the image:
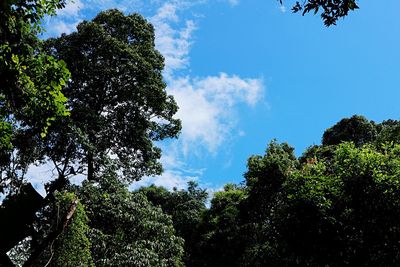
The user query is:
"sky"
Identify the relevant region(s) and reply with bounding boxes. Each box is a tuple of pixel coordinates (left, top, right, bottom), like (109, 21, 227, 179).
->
(29, 0, 400, 193)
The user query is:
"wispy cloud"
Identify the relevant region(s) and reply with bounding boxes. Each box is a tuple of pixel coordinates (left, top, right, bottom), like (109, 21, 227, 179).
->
(226, 0, 240, 7)
(44, 20, 81, 36)
(279, 5, 287, 13)
(149, 1, 264, 154)
(151, 2, 197, 79)
(169, 73, 264, 154)
(57, 0, 84, 17)
(42, 0, 84, 36)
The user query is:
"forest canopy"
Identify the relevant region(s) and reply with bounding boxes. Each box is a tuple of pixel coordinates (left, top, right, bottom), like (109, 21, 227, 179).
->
(1, 1, 398, 267)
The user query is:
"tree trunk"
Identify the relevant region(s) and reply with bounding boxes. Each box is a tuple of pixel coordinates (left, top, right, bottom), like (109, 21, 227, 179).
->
(0, 254, 15, 267)
(87, 150, 94, 181)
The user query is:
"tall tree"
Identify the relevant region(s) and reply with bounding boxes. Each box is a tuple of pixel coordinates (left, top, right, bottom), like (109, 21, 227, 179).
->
(43, 9, 181, 183)
(239, 141, 299, 266)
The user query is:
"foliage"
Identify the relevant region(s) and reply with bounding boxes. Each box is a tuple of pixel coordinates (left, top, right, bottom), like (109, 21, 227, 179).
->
(139, 181, 208, 265)
(322, 115, 377, 147)
(242, 140, 298, 220)
(376, 119, 400, 145)
(7, 237, 31, 266)
(191, 116, 400, 266)
(30, 192, 94, 267)
(0, 0, 70, 193)
(76, 173, 185, 267)
(2, 6, 181, 265)
(280, 0, 359, 26)
(192, 184, 246, 267)
(2, 0, 398, 265)
(43, 9, 181, 183)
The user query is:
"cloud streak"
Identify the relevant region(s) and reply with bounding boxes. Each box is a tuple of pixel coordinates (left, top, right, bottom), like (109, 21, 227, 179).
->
(151, 3, 197, 79)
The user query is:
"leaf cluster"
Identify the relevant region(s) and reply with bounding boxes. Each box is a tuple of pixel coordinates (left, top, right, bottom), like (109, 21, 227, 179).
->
(280, 0, 359, 26)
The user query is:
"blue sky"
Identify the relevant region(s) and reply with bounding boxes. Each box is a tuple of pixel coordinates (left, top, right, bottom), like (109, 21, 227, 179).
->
(31, 0, 400, 192)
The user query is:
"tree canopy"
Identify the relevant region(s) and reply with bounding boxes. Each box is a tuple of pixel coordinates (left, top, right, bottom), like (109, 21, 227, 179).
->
(0, 0, 70, 194)
(186, 115, 400, 267)
(1, 6, 183, 266)
(43, 9, 181, 183)
(1, 1, 398, 266)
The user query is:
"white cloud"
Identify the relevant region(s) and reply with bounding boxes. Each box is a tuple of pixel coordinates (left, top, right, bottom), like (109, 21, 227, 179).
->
(42, 0, 84, 36)
(279, 5, 287, 13)
(148, 2, 264, 157)
(45, 20, 81, 36)
(169, 73, 263, 154)
(227, 0, 239, 6)
(130, 143, 207, 191)
(151, 2, 197, 79)
(58, 0, 84, 17)
(26, 161, 85, 196)
(26, 163, 57, 196)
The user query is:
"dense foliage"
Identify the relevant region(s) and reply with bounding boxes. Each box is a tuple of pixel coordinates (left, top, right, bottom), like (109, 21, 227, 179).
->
(76, 174, 185, 267)
(31, 192, 94, 267)
(189, 115, 400, 266)
(1, 5, 183, 266)
(1, 1, 398, 266)
(0, 0, 70, 194)
(139, 182, 208, 265)
(42, 9, 181, 183)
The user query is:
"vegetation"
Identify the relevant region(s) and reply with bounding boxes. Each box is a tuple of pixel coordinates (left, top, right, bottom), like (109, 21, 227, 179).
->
(43, 9, 181, 183)
(1, 3, 182, 266)
(1, 1, 398, 266)
(280, 0, 359, 26)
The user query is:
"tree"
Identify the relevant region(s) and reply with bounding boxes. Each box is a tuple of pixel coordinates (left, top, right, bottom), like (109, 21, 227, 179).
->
(376, 119, 400, 145)
(0, 0, 70, 194)
(43, 9, 181, 183)
(239, 141, 299, 266)
(26, 192, 94, 267)
(279, 0, 359, 26)
(268, 143, 400, 266)
(193, 184, 246, 267)
(139, 181, 208, 265)
(322, 115, 377, 147)
(76, 173, 185, 266)
(242, 141, 298, 223)
(0, 1, 71, 264)
(236, 117, 400, 266)
(2, 7, 183, 266)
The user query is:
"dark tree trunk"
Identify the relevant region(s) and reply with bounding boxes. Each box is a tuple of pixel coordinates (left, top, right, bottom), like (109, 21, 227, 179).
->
(87, 150, 94, 181)
(0, 254, 15, 267)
